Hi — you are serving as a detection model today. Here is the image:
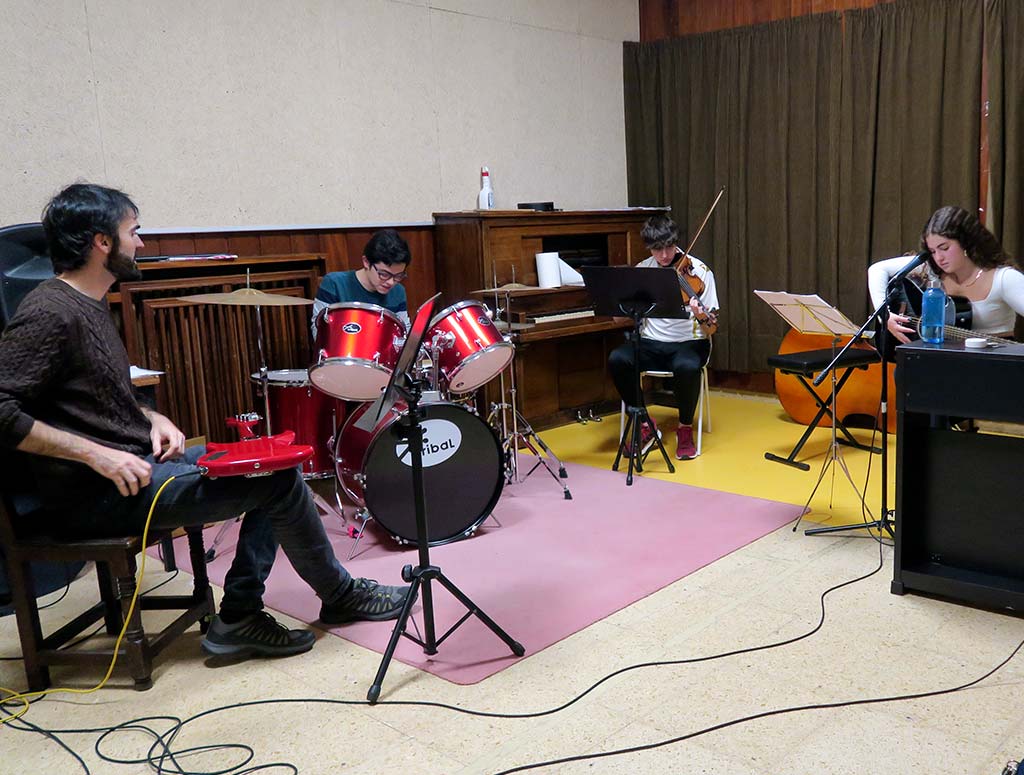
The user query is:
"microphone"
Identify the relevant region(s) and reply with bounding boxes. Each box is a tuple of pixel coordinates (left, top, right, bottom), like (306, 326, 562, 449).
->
(886, 250, 930, 289)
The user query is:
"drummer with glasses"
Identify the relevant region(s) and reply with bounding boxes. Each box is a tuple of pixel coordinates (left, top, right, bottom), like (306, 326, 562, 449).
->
(311, 229, 411, 340)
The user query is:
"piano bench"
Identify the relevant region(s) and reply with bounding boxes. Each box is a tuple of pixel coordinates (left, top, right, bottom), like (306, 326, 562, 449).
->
(765, 346, 881, 470)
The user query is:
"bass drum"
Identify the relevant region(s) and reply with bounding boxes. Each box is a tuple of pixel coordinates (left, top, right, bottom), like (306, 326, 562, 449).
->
(334, 401, 504, 545)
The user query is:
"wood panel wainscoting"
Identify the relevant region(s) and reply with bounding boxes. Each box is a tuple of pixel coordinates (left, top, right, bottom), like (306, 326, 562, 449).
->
(640, 0, 895, 41)
(135, 225, 436, 312)
(118, 223, 435, 444)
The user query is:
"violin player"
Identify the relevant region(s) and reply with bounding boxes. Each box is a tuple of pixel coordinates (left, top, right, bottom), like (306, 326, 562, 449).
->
(607, 214, 719, 460)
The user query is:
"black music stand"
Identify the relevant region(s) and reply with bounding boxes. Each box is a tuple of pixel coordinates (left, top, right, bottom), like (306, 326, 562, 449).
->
(365, 294, 523, 704)
(582, 266, 688, 485)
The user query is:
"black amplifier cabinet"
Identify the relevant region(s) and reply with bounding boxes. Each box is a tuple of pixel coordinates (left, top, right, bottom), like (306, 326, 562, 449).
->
(893, 340, 1024, 611)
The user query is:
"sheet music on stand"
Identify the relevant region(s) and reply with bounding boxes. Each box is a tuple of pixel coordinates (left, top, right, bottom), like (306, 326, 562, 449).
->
(754, 290, 867, 339)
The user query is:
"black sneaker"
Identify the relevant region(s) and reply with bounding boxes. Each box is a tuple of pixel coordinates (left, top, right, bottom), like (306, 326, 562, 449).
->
(201, 611, 315, 658)
(319, 578, 412, 625)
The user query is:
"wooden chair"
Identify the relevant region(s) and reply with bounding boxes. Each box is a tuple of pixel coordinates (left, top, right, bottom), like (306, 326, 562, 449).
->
(0, 459, 215, 691)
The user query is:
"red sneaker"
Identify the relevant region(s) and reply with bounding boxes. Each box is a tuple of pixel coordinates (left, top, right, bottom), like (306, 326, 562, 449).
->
(676, 424, 697, 460)
(623, 418, 660, 456)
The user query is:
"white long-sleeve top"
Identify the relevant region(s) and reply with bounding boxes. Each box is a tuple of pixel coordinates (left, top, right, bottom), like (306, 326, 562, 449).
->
(867, 255, 1024, 335)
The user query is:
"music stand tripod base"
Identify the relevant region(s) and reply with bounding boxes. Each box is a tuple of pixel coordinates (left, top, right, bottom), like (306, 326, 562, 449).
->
(365, 294, 523, 703)
(366, 396, 525, 703)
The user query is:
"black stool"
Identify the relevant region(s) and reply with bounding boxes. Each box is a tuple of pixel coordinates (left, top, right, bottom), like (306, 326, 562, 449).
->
(766, 347, 882, 471)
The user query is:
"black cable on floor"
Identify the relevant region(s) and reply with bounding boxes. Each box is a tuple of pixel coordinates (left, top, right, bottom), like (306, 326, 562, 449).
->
(5, 550, 1022, 775)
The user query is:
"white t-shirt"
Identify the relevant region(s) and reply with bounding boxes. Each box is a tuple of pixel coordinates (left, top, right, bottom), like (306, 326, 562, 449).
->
(868, 256, 1024, 335)
(637, 255, 720, 343)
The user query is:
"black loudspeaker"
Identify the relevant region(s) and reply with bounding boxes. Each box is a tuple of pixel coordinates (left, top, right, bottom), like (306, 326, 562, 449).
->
(0, 222, 52, 330)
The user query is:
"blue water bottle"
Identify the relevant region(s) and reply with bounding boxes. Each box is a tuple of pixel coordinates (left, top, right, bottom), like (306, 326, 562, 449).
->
(919, 274, 946, 344)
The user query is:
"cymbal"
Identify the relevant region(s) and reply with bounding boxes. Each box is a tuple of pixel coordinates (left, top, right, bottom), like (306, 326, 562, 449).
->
(471, 282, 533, 293)
(178, 288, 314, 307)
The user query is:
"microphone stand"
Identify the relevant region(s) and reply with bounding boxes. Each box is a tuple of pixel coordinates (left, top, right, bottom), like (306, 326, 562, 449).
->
(801, 287, 899, 538)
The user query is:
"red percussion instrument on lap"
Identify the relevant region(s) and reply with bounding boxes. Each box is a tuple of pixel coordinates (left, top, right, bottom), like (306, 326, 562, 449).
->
(251, 369, 346, 479)
(334, 400, 503, 546)
(198, 432, 314, 478)
(309, 302, 405, 400)
(425, 300, 514, 392)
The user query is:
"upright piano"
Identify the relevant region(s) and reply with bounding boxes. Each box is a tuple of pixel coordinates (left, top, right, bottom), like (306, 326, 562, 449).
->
(893, 340, 1024, 611)
(433, 209, 666, 429)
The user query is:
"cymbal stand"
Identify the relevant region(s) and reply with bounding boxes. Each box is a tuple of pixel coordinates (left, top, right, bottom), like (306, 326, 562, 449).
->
(486, 289, 571, 499)
(209, 277, 272, 563)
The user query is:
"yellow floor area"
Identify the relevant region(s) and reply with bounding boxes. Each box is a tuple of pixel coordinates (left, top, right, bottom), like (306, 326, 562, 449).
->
(537, 390, 897, 530)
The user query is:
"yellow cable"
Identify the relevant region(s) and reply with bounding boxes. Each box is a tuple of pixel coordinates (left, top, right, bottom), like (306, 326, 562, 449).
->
(0, 475, 179, 724)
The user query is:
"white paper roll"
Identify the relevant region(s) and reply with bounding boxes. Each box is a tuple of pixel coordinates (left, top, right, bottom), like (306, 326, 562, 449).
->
(536, 252, 561, 288)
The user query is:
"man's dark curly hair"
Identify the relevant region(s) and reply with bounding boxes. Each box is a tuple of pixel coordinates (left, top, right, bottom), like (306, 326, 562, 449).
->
(41, 183, 138, 273)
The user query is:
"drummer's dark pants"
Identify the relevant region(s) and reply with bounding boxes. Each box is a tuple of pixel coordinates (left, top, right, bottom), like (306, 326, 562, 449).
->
(608, 337, 711, 425)
(58, 446, 353, 619)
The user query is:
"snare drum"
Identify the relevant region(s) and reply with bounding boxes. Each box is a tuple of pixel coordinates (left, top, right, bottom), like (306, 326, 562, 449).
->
(309, 302, 405, 400)
(426, 300, 514, 392)
(251, 370, 346, 479)
(334, 401, 504, 545)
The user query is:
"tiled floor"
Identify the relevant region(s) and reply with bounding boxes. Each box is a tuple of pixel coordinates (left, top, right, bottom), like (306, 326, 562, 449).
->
(2, 392, 1022, 774)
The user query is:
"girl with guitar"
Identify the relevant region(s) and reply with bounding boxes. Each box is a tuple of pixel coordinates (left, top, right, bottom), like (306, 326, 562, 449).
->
(868, 205, 1024, 344)
(608, 214, 720, 460)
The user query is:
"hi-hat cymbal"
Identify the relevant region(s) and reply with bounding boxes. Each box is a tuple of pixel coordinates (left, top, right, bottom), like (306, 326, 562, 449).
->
(178, 288, 314, 307)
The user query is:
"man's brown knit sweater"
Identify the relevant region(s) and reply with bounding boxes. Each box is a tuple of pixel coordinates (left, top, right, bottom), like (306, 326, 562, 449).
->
(0, 278, 152, 503)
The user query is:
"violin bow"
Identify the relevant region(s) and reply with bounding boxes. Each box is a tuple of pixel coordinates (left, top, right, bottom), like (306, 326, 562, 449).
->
(679, 186, 726, 262)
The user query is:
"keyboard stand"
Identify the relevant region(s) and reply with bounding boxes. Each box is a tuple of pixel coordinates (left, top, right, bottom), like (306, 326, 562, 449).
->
(764, 347, 883, 471)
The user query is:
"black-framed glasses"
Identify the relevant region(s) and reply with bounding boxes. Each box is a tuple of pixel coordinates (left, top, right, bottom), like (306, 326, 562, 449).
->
(372, 266, 408, 283)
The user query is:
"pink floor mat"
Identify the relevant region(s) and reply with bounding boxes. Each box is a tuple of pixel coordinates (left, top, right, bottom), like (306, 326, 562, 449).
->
(160, 459, 796, 685)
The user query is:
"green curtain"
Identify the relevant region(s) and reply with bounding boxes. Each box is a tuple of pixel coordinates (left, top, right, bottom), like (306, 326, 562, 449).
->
(624, 0, 984, 372)
(624, 13, 843, 372)
(986, 0, 1024, 262)
(839, 0, 983, 318)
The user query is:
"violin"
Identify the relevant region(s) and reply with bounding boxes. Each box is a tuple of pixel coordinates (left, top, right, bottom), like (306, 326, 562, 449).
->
(673, 250, 719, 333)
(672, 186, 725, 335)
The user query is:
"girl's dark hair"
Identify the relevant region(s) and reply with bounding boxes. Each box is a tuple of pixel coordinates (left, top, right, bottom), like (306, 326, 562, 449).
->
(41, 183, 138, 273)
(920, 205, 1008, 273)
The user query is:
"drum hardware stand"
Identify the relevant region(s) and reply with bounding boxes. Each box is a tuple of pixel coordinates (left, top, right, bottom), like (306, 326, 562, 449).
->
(367, 374, 524, 703)
(486, 287, 571, 499)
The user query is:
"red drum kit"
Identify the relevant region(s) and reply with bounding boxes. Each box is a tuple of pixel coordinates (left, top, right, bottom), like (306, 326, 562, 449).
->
(249, 369, 346, 479)
(334, 400, 504, 545)
(309, 302, 405, 401)
(180, 283, 567, 553)
(303, 298, 512, 548)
